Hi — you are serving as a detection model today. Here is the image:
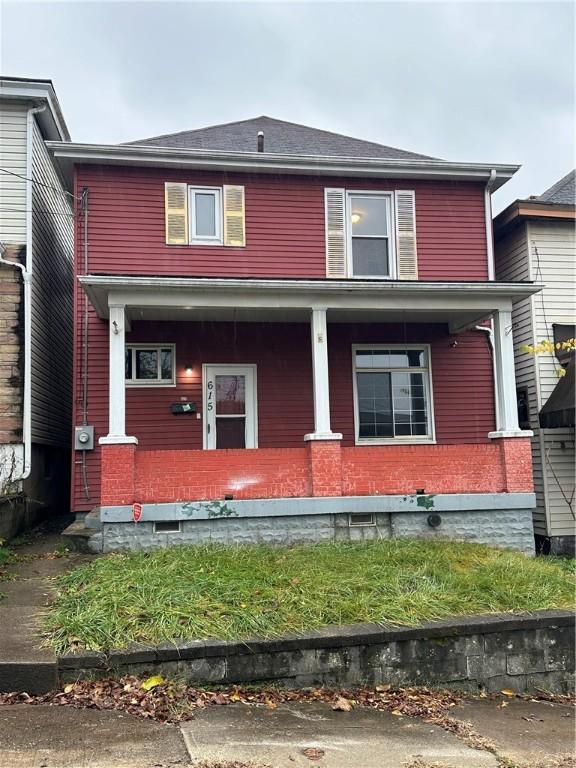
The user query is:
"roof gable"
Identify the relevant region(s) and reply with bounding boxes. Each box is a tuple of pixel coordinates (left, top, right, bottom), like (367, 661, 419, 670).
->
(127, 116, 435, 161)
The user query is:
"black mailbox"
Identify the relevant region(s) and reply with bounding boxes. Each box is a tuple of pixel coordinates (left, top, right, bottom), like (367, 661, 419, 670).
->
(171, 402, 197, 414)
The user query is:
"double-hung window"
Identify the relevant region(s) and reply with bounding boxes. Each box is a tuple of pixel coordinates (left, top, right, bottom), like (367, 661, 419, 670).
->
(189, 187, 222, 244)
(353, 345, 434, 443)
(348, 192, 393, 278)
(125, 344, 176, 386)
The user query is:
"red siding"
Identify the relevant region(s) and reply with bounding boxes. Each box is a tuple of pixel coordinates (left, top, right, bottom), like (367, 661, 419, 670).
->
(76, 166, 489, 281)
(71, 315, 496, 512)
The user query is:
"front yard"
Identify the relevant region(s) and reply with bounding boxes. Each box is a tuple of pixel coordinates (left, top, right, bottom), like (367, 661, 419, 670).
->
(44, 540, 575, 653)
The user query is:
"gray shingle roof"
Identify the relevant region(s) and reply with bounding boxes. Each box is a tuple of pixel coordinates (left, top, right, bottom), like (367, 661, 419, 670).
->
(538, 169, 575, 204)
(127, 116, 435, 161)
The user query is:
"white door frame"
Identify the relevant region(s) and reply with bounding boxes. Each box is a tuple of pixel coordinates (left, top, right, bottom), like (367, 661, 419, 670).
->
(202, 364, 258, 450)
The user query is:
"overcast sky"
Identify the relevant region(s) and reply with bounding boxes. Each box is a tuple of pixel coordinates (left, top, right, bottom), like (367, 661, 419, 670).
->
(1, 0, 574, 211)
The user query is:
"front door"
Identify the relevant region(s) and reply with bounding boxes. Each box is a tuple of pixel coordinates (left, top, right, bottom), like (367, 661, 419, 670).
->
(203, 365, 257, 449)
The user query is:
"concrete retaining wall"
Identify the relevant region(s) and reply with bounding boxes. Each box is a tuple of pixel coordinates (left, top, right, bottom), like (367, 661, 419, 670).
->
(59, 610, 575, 694)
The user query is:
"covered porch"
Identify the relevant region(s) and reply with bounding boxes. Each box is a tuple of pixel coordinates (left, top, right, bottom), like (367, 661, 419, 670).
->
(79, 276, 540, 552)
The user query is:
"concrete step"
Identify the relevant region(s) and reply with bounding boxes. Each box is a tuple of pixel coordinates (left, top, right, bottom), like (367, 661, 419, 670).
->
(84, 509, 102, 531)
(61, 521, 102, 554)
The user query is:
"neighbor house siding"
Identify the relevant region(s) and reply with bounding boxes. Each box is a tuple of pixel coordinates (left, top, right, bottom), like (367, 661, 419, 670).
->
(494, 222, 547, 534)
(0, 101, 27, 244)
(70, 317, 495, 512)
(76, 166, 489, 281)
(30, 120, 74, 446)
(529, 219, 576, 538)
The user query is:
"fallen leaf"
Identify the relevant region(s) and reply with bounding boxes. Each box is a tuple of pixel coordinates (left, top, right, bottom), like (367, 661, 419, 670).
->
(302, 747, 325, 761)
(499, 701, 509, 708)
(141, 676, 164, 691)
(63, 684, 75, 694)
(391, 709, 403, 716)
(376, 684, 391, 692)
(501, 689, 515, 697)
(332, 696, 353, 712)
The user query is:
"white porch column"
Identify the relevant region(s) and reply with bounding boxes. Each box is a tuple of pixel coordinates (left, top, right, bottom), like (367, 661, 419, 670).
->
(99, 304, 137, 445)
(489, 309, 531, 439)
(304, 308, 342, 441)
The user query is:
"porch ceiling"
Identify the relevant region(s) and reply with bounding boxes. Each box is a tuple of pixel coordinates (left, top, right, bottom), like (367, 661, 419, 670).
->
(80, 275, 543, 334)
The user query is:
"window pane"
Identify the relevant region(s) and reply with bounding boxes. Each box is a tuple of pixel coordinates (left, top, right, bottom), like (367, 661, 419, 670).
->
(392, 371, 429, 436)
(160, 349, 173, 380)
(215, 375, 246, 415)
(357, 372, 393, 438)
(135, 349, 158, 379)
(195, 193, 216, 237)
(125, 349, 132, 379)
(351, 196, 388, 236)
(352, 238, 389, 276)
(407, 349, 425, 367)
(216, 417, 246, 448)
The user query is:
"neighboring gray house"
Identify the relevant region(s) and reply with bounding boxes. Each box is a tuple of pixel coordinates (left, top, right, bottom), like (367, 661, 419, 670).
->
(494, 171, 575, 555)
(0, 77, 73, 537)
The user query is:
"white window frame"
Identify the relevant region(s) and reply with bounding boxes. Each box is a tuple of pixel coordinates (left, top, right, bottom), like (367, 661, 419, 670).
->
(352, 343, 436, 445)
(125, 344, 176, 387)
(188, 186, 223, 245)
(346, 191, 396, 280)
(202, 364, 258, 450)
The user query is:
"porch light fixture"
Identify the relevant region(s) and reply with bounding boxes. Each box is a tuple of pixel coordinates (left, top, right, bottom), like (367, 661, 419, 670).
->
(185, 365, 193, 374)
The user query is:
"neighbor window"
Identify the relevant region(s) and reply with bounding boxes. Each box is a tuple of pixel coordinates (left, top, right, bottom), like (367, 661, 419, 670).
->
(125, 345, 175, 386)
(353, 346, 433, 442)
(348, 193, 392, 277)
(189, 186, 222, 244)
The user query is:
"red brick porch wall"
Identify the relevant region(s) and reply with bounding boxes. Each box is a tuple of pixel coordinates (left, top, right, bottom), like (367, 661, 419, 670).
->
(100, 439, 533, 507)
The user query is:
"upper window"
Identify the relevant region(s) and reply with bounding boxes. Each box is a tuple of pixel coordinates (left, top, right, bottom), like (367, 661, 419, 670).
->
(189, 187, 222, 244)
(353, 346, 434, 443)
(125, 345, 175, 386)
(348, 193, 393, 278)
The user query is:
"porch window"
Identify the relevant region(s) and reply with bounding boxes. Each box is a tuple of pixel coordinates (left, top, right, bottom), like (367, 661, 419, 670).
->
(348, 193, 393, 278)
(189, 187, 222, 244)
(125, 345, 176, 386)
(353, 345, 434, 442)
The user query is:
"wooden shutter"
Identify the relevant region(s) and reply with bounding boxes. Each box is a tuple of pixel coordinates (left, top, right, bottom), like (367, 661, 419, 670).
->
(223, 185, 246, 247)
(325, 188, 347, 278)
(395, 190, 418, 280)
(165, 182, 188, 245)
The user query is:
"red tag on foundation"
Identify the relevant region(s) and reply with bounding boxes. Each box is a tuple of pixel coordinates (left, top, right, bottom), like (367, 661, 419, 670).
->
(132, 502, 142, 522)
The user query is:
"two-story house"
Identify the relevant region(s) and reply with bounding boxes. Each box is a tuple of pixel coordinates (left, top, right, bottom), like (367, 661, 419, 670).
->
(494, 170, 575, 556)
(0, 77, 73, 539)
(48, 117, 539, 553)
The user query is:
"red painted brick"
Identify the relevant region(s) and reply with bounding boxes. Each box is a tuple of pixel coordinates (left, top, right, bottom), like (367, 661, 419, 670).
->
(101, 443, 136, 505)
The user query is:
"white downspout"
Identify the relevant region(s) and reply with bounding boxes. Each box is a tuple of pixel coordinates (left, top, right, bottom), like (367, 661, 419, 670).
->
(485, 169, 497, 281)
(475, 323, 500, 431)
(0, 104, 46, 481)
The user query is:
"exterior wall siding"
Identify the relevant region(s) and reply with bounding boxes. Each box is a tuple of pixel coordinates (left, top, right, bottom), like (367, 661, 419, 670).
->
(0, 101, 27, 244)
(76, 165, 489, 281)
(72, 318, 496, 512)
(30, 120, 73, 446)
(495, 217, 576, 539)
(529, 220, 576, 538)
(0, 246, 24, 447)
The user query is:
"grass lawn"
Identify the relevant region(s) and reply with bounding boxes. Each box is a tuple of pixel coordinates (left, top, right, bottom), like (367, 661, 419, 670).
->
(44, 540, 575, 654)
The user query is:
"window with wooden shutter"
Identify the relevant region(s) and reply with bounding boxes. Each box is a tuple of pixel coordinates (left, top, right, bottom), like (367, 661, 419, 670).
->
(325, 188, 347, 278)
(394, 190, 418, 280)
(223, 185, 246, 247)
(165, 182, 188, 245)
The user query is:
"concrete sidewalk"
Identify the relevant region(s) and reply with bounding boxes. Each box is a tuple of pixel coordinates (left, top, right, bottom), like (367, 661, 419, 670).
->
(0, 697, 573, 768)
(0, 530, 93, 693)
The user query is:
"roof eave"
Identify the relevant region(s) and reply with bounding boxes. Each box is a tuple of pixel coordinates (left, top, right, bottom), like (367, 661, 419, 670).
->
(494, 199, 576, 238)
(47, 141, 519, 189)
(0, 79, 71, 142)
